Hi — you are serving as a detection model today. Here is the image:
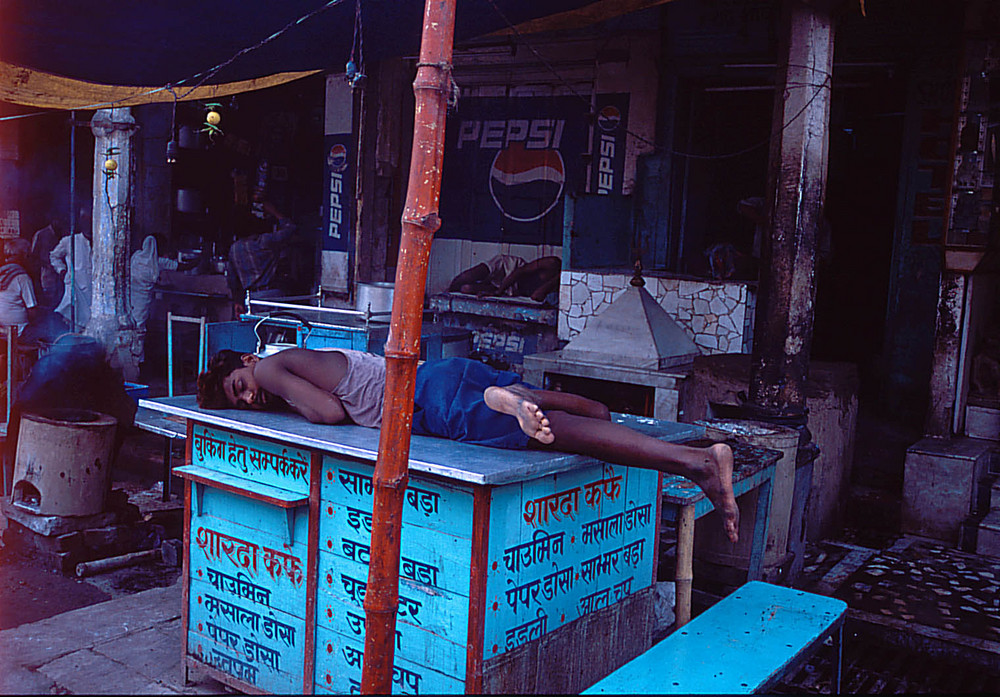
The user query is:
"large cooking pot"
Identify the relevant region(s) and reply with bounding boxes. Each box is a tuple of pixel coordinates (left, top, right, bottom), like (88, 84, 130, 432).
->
(356, 282, 394, 314)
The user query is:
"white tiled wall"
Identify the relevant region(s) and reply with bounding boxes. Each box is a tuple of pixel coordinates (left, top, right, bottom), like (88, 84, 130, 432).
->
(559, 271, 756, 355)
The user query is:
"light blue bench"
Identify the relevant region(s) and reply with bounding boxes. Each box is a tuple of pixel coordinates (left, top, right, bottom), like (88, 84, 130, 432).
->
(583, 581, 847, 694)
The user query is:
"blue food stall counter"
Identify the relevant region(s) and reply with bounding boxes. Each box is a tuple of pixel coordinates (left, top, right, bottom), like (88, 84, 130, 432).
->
(141, 395, 737, 694)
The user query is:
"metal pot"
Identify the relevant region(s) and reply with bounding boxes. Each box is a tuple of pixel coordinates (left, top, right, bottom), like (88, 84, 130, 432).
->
(356, 282, 394, 314)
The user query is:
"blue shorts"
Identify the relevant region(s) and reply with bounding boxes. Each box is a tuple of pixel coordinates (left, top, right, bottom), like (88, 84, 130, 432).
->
(411, 358, 535, 449)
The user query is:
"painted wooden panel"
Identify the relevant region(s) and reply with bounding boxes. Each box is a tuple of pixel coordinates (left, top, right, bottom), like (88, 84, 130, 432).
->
(321, 457, 474, 537)
(316, 551, 471, 643)
(189, 510, 308, 619)
(190, 424, 311, 496)
(188, 577, 306, 691)
(187, 627, 302, 694)
(482, 463, 658, 660)
(316, 594, 467, 680)
(319, 505, 472, 596)
(194, 483, 310, 549)
(314, 626, 466, 695)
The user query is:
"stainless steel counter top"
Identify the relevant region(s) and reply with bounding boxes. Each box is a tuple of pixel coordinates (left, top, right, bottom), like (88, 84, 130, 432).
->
(139, 396, 703, 487)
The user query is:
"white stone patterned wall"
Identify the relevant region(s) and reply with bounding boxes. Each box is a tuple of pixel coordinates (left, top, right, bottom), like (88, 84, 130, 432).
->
(558, 271, 756, 355)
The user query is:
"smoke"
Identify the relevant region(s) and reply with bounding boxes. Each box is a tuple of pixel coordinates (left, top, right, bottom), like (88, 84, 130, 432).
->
(7, 335, 137, 467)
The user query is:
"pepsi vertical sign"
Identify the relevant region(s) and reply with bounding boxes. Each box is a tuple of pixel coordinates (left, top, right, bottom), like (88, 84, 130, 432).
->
(591, 94, 629, 196)
(322, 135, 353, 252)
(440, 97, 589, 245)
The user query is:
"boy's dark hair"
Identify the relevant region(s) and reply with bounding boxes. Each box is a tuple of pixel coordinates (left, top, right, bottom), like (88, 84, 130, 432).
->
(197, 350, 245, 409)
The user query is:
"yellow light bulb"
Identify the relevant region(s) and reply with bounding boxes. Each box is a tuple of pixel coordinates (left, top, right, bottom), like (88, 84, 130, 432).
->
(206, 110, 221, 126)
(104, 159, 118, 172)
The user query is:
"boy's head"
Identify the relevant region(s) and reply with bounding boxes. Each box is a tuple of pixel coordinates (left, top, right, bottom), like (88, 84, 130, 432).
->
(197, 350, 249, 409)
(197, 349, 285, 411)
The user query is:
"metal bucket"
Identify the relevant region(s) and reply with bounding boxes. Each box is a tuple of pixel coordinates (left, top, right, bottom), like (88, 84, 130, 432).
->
(356, 282, 394, 314)
(10, 408, 118, 516)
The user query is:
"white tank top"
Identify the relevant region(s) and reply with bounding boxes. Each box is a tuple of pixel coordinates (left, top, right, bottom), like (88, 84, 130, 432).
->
(325, 348, 386, 428)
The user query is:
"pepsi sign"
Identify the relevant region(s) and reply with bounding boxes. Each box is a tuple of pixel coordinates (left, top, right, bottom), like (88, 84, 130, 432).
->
(441, 97, 588, 245)
(489, 142, 566, 222)
(590, 95, 629, 196)
(322, 135, 353, 252)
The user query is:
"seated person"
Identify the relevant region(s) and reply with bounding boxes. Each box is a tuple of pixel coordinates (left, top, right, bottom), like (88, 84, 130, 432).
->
(196, 347, 739, 543)
(226, 200, 297, 315)
(0, 238, 39, 336)
(447, 254, 561, 302)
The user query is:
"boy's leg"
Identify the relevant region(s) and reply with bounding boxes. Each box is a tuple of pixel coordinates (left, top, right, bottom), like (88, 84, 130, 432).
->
(505, 383, 610, 420)
(544, 410, 739, 543)
(483, 385, 739, 543)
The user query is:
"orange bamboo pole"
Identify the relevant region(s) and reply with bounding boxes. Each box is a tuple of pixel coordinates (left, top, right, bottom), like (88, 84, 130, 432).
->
(360, 0, 457, 693)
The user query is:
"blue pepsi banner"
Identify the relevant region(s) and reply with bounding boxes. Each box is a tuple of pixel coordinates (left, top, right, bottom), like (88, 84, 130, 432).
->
(322, 135, 353, 252)
(591, 94, 630, 196)
(440, 96, 590, 245)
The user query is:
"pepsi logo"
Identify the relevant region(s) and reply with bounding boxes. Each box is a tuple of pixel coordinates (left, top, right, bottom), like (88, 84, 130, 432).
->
(327, 144, 348, 173)
(488, 142, 565, 223)
(596, 105, 621, 133)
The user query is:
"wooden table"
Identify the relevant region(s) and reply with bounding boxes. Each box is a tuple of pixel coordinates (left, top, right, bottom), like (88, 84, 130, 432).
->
(140, 396, 703, 694)
(660, 437, 779, 628)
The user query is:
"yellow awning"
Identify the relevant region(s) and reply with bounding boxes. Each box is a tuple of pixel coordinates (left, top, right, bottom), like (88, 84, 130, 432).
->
(0, 63, 320, 111)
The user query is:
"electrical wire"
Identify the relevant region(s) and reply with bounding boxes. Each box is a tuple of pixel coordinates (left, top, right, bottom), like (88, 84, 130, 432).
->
(0, 0, 344, 122)
(480, 0, 835, 161)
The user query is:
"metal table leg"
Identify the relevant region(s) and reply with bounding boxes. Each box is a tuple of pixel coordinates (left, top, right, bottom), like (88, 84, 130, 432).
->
(747, 477, 774, 581)
(162, 436, 172, 502)
(831, 621, 844, 694)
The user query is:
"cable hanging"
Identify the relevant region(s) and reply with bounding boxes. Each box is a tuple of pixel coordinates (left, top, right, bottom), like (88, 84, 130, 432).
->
(345, 0, 366, 88)
(0, 0, 345, 122)
(481, 0, 835, 161)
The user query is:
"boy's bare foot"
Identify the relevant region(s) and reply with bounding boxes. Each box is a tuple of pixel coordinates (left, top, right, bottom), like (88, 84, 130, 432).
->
(484, 385, 555, 444)
(693, 443, 740, 544)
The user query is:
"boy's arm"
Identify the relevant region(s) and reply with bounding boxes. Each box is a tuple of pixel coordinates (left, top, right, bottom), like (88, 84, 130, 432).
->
(254, 359, 347, 424)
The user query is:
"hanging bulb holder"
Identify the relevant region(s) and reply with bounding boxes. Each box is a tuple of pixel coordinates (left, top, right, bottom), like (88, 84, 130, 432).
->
(166, 139, 179, 164)
(345, 60, 366, 88)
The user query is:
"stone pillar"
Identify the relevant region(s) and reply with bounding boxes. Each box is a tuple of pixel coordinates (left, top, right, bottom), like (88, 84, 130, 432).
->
(87, 108, 141, 380)
(748, 1, 834, 417)
(924, 271, 966, 437)
(742, 1, 834, 578)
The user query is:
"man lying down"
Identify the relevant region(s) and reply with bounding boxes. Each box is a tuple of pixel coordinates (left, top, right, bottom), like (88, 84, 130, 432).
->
(197, 348, 739, 543)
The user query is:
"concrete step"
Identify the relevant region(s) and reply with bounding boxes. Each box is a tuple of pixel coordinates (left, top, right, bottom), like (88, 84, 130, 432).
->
(976, 508, 1000, 558)
(991, 477, 1000, 510)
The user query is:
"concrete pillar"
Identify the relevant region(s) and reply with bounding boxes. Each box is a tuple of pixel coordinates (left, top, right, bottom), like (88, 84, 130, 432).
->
(924, 271, 965, 438)
(748, 1, 835, 418)
(87, 108, 141, 380)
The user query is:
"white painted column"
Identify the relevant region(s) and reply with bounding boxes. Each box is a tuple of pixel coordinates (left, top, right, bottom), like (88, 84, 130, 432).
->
(87, 108, 141, 380)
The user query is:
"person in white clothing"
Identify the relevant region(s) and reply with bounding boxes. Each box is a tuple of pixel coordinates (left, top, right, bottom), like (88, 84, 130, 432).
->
(0, 239, 38, 336)
(130, 236, 179, 329)
(129, 235, 186, 365)
(50, 226, 92, 330)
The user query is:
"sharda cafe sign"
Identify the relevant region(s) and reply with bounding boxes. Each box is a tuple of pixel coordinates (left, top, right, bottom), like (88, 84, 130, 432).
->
(440, 95, 628, 246)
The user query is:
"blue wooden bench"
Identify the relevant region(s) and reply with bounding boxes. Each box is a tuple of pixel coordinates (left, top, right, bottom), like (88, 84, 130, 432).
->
(583, 581, 847, 694)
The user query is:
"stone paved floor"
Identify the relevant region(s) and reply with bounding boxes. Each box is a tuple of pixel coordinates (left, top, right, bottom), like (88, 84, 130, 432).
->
(835, 536, 1000, 642)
